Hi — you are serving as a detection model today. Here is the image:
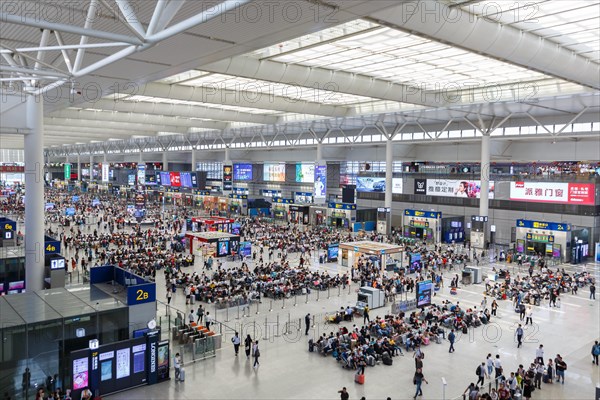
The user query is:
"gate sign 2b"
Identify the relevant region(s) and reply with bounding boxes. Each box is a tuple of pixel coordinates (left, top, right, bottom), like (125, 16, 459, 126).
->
(127, 282, 156, 306)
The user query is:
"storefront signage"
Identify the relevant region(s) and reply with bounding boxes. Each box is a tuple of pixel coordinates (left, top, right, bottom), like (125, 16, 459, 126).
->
(410, 220, 429, 228)
(223, 165, 233, 190)
(273, 198, 294, 204)
(415, 179, 495, 198)
(228, 194, 248, 199)
(328, 202, 357, 210)
(262, 189, 282, 197)
(526, 233, 554, 243)
(0, 165, 25, 172)
(404, 209, 441, 219)
(516, 219, 571, 232)
(510, 182, 594, 205)
(195, 190, 211, 196)
(471, 216, 488, 222)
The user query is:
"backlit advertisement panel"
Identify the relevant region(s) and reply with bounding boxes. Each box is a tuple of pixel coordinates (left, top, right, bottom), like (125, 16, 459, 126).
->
(421, 179, 494, 199)
(314, 165, 327, 200)
(263, 163, 285, 182)
(295, 163, 314, 183)
(169, 172, 181, 187)
(510, 182, 594, 205)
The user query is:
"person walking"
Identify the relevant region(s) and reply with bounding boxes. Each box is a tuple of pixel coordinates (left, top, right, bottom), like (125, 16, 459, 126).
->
(518, 304, 526, 321)
(486, 354, 494, 378)
(196, 305, 204, 324)
(491, 300, 498, 317)
(231, 332, 241, 356)
(205, 311, 212, 331)
(338, 387, 349, 400)
(494, 355, 503, 380)
(525, 305, 533, 325)
(590, 283, 596, 300)
(555, 354, 567, 384)
(448, 329, 456, 353)
(305, 313, 311, 335)
(412, 368, 428, 399)
(363, 305, 370, 325)
(515, 324, 524, 348)
(592, 341, 600, 365)
(188, 309, 195, 325)
(476, 362, 486, 386)
(166, 287, 172, 305)
(173, 352, 182, 382)
(252, 341, 261, 368)
(536, 345, 545, 365)
(244, 334, 252, 359)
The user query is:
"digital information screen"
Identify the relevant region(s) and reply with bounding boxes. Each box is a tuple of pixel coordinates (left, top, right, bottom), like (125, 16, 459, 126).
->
(416, 280, 433, 308)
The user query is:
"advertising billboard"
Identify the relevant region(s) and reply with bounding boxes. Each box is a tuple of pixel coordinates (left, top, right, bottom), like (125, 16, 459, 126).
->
(263, 163, 286, 182)
(416, 179, 495, 199)
(356, 177, 403, 193)
(72, 357, 89, 390)
(314, 165, 327, 200)
(416, 280, 433, 307)
(295, 163, 315, 183)
(169, 172, 181, 187)
(137, 164, 146, 185)
(223, 165, 233, 190)
(101, 164, 110, 183)
(233, 164, 253, 181)
(510, 182, 594, 205)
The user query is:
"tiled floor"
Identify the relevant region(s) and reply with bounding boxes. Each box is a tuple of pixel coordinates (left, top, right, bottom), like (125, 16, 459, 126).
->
(109, 251, 600, 400)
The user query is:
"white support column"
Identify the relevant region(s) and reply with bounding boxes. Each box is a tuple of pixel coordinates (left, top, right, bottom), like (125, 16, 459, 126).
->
(479, 134, 491, 218)
(316, 142, 323, 163)
(89, 154, 94, 180)
(103, 151, 107, 164)
(385, 138, 393, 209)
(162, 151, 168, 170)
(224, 146, 231, 163)
(77, 154, 81, 181)
(139, 150, 143, 163)
(191, 148, 197, 171)
(24, 95, 45, 292)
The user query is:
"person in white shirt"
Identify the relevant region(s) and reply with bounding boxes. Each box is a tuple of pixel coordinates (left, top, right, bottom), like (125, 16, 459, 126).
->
(494, 355, 503, 379)
(536, 344, 544, 365)
(173, 353, 182, 381)
(525, 305, 533, 325)
(486, 354, 494, 378)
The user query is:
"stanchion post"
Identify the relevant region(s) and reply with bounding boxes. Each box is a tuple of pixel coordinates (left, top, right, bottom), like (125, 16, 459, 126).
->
(327, 287, 330, 299)
(255, 301, 259, 315)
(269, 300, 273, 312)
(338, 286, 341, 297)
(294, 293, 297, 307)
(316, 289, 320, 302)
(275, 314, 280, 337)
(263, 316, 269, 341)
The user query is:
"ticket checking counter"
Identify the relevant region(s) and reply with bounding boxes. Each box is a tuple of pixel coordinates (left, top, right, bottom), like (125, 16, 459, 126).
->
(327, 202, 357, 229)
(402, 209, 442, 244)
(185, 232, 240, 259)
(191, 217, 235, 233)
(515, 219, 571, 262)
(228, 194, 248, 215)
(339, 241, 403, 277)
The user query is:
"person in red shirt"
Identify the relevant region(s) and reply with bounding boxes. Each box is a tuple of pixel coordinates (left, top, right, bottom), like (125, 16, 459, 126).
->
(497, 383, 510, 400)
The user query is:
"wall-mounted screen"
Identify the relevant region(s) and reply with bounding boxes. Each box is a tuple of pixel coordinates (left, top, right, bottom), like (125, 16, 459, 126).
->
(295, 163, 314, 183)
(169, 172, 181, 187)
(72, 357, 89, 390)
(158, 172, 170, 186)
(115, 348, 130, 379)
(233, 164, 253, 181)
(180, 172, 192, 188)
(416, 280, 433, 307)
(263, 163, 285, 182)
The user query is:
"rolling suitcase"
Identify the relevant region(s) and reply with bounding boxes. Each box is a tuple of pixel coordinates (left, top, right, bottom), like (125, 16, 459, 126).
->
(179, 367, 185, 382)
(354, 373, 365, 384)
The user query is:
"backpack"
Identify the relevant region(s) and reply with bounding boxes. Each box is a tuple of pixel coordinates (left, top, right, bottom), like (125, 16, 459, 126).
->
(476, 365, 481, 376)
(593, 345, 600, 356)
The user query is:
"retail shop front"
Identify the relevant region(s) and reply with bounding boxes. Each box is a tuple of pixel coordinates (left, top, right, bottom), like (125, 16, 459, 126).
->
(309, 205, 328, 226)
(515, 219, 571, 262)
(402, 209, 442, 244)
(228, 194, 248, 216)
(185, 232, 240, 259)
(272, 198, 294, 222)
(339, 241, 403, 277)
(191, 217, 235, 233)
(327, 202, 356, 229)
